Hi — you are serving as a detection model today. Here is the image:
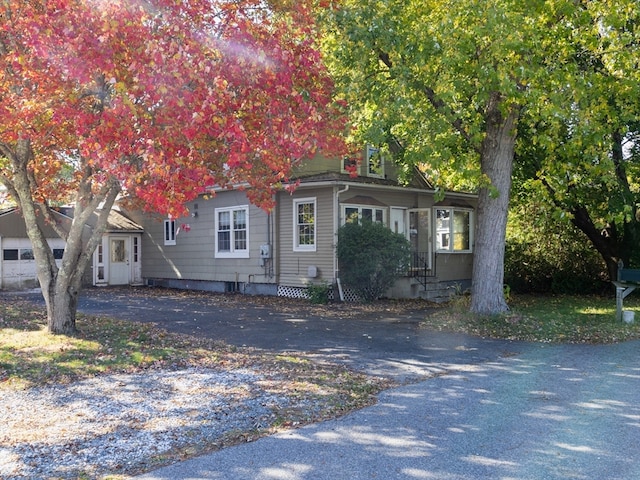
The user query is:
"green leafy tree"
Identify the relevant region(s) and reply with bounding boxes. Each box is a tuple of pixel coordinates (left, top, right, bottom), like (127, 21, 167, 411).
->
(337, 220, 411, 301)
(321, 0, 639, 314)
(515, 106, 640, 282)
(505, 186, 608, 294)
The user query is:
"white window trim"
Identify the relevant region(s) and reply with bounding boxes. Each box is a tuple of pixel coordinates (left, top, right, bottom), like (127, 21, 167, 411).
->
(341, 204, 387, 225)
(293, 197, 317, 252)
(434, 207, 474, 253)
(366, 145, 385, 178)
(215, 205, 250, 259)
(164, 219, 176, 246)
(341, 157, 358, 174)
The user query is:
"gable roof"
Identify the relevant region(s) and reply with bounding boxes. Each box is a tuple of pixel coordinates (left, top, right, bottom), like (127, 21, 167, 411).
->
(93, 209, 144, 233)
(0, 206, 143, 234)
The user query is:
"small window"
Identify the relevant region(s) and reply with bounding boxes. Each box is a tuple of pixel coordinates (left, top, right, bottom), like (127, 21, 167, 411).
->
(111, 239, 126, 263)
(215, 206, 249, 258)
(294, 198, 316, 251)
(53, 249, 64, 260)
(3, 249, 18, 261)
(345, 206, 359, 223)
(164, 219, 176, 246)
(341, 157, 358, 174)
(435, 208, 473, 252)
(133, 237, 139, 263)
(20, 249, 34, 260)
(366, 145, 386, 178)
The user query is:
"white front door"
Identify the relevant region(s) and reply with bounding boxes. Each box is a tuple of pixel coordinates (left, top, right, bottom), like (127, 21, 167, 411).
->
(390, 207, 408, 238)
(108, 236, 130, 285)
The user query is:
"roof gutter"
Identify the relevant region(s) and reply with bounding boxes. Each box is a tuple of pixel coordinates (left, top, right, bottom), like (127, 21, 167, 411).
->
(293, 180, 477, 200)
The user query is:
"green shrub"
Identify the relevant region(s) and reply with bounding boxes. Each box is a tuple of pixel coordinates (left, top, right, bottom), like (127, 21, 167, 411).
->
(306, 282, 330, 304)
(505, 240, 608, 294)
(337, 220, 411, 302)
(505, 178, 611, 295)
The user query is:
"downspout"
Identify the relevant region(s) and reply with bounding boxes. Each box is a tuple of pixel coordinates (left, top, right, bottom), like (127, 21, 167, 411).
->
(334, 184, 349, 301)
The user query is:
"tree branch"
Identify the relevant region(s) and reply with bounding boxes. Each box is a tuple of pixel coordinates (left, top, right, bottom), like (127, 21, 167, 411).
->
(377, 49, 478, 153)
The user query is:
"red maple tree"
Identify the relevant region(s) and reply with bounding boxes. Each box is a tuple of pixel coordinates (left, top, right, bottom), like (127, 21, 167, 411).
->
(0, 0, 347, 333)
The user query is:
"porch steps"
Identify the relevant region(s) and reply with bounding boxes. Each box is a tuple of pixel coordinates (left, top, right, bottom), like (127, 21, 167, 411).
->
(414, 278, 459, 304)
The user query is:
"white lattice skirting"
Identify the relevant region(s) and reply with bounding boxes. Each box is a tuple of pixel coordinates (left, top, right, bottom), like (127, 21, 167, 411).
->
(277, 284, 361, 302)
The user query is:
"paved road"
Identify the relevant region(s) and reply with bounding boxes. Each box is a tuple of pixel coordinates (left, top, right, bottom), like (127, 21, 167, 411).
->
(8, 287, 640, 479)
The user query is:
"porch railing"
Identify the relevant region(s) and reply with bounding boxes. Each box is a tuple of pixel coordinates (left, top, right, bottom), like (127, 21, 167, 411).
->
(400, 251, 436, 288)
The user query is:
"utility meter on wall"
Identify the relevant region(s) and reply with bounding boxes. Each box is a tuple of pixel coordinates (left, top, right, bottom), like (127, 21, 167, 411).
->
(259, 244, 271, 259)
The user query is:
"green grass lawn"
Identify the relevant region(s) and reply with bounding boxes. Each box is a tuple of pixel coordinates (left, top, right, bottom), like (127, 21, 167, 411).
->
(423, 293, 640, 343)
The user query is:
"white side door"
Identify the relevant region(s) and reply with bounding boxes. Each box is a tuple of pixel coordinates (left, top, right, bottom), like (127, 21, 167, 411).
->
(108, 236, 130, 285)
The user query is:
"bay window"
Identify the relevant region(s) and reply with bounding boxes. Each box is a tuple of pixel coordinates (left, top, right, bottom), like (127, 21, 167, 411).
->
(435, 208, 473, 252)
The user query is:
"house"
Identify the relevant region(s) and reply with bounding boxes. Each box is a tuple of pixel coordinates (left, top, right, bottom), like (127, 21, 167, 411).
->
(0, 206, 143, 290)
(128, 148, 477, 301)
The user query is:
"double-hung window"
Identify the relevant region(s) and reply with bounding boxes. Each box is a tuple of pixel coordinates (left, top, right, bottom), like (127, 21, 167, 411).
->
(366, 145, 386, 178)
(435, 208, 473, 252)
(215, 206, 249, 258)
(164, 219, 176, 246)
(294, 198, 316, 251)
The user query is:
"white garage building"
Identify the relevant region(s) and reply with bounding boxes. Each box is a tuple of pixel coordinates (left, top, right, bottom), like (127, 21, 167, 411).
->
(0, 207, 143, 290)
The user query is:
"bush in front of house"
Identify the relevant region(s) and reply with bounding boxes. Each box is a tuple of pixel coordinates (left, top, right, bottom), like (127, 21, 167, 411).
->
(337, 220, 411, 302)
(306, 281, 330, 304)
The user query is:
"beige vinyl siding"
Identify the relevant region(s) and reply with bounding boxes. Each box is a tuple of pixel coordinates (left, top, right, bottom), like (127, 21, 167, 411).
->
(293, 150, 405, 181)
(131, 190, 275, 285)
(291, 154, 340, 176)
(340, 186, 434, 216)
(434, 252, 473, 281)
(277, 187, 335, 288)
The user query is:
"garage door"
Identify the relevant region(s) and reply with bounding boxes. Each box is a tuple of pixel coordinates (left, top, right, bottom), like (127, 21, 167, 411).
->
(1, 238, 65, 290)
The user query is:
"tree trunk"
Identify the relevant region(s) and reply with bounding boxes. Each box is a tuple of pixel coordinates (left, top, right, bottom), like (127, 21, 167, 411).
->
(570, 205, 619, 282)
(470, 97, 519, 315)
(43, 278, 80, 335)
(4, 139, 121, 334)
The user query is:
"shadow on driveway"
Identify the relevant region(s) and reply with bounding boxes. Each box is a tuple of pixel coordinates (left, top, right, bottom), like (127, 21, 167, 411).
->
(7, 286, 524, 382)
(138, 340, 640, 480)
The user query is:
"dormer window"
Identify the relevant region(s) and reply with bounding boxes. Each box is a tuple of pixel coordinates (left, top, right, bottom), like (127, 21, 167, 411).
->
(366, 145, 385, 178)
(341, 157, 358, 175)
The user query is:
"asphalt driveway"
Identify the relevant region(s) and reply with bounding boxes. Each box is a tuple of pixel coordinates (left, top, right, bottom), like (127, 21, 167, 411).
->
(137, 340, 640, 480)
(7, 286, 640, 479)
(9, 286, 525, 382)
